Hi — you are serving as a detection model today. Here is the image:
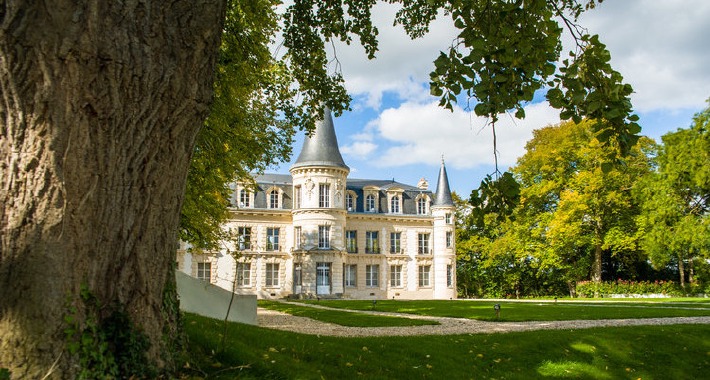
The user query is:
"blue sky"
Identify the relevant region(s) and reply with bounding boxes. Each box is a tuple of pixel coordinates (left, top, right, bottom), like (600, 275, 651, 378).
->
(273, 1, 710, 197)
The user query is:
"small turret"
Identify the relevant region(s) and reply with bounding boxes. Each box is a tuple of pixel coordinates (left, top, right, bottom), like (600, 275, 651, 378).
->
(433, 158, 453, 207)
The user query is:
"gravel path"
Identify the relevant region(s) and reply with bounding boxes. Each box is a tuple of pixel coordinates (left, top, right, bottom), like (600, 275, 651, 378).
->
(257, 302, 710, 337)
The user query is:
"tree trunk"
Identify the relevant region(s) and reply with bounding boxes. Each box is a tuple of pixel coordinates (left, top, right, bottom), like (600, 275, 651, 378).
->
(689, 255, 694, 285)
(591, 243, 603, 297)
(1, 1, 226, 378)
(678, 254, 686, 289)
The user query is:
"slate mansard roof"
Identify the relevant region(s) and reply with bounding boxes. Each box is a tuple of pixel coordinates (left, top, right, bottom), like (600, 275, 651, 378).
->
(231, 108, 453, 213)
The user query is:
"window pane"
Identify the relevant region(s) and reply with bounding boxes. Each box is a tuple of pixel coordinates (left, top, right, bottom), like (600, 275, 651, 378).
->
(418, 233, 429, 254)
(267, 228, 279, 251)
(366, 265, 379, 287)
(390, 232, 401, 253)
(418, 265, 430, 287)
(197, 262, 211, 282)
(346, 230, 357, 253)
(266, 263, 279, 286)
(319, 225, 330, 249)
(319, 184, 330, 207)
(366, 231, 379, 253)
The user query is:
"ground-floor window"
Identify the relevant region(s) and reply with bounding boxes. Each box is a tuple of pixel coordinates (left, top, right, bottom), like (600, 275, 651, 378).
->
(418, 265, 431, 287)
(366, 265, 379, 287)
(390, 265, 402, 287)
(344, 264, 357, 287)
(197, 262, 211, 282)
(237, 262, 251, 286)
(265, 263, 279, 286)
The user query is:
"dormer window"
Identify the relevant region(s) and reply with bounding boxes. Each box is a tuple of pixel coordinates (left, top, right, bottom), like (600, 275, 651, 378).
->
(390, 195, 401, 214)
(416, 196, 429, 215)
(365, 194, 376, 212)
(268, 189, 280, 209)
(239, 189, 250, 207)
(345, 192, 355, 211)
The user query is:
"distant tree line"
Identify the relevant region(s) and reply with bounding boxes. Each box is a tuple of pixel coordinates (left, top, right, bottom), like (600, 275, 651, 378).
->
(456, 101, 710, 298)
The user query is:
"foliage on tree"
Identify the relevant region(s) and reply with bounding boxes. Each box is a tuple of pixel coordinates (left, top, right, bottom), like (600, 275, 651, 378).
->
(635, 100, 710, 288)
(456, 119, 656, 298)
(515, 120, 653, 286)
(182, 0, 643, 249)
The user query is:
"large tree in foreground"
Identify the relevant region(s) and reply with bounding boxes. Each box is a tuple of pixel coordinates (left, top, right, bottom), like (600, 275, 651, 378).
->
(2, 0, 640, 377)
(1, 1, 228, 377)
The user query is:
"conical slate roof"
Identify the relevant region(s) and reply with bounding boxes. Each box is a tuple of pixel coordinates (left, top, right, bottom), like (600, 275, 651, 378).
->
(433, 158, 453, 207)
(291, 107, 349, 170)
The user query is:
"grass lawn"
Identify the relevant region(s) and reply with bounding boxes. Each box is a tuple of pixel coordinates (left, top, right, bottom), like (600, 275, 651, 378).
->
(181, 312, 710, 379)
(296, 299, 710, 322)
(258, 300, 439, 327)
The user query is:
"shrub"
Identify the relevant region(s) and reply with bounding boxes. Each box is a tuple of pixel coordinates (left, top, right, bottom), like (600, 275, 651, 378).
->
(575, 280, 685, 298)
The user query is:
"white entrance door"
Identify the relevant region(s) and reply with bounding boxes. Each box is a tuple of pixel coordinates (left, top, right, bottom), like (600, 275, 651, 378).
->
(316, 262, 331, 295)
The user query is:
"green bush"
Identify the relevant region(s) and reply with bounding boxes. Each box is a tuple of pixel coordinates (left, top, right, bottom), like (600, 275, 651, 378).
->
(575, 280, 686, 298)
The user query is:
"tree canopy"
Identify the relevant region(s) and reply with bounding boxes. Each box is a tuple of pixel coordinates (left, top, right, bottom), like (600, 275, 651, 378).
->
(635, 100, 710, 287)
(181, 0, 641, 250)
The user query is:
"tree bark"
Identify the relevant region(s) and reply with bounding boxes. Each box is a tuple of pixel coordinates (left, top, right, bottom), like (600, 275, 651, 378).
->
(1, 1, 226, 377)
(678, 254, 686, 289)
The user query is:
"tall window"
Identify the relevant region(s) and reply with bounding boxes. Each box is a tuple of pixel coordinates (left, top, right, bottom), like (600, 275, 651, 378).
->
(319, 183, 330, 207)
(265, 263, 279, 286)
(237, 227, 251, 250)
(418, 233, 430, 254)
(390, 232, 401, 254)
(318, 225, 330, 249)
(346, 230, 358, 253)
(390, 195, 400, 213)
(446, 231, 453, 248)
(366, 265, 379, 287)
(447, 264, 454, 288)
(294, 226, 302, 250)
(365, 231, 379, 254)
(197, 262, 211, 282)
(445, 212, 452, 224)
(267, 228, 279, 251)
(390, 265, 402, 287)
(418, 265, 431, 287)
(365, 194, 376, 212)
(239, 189, 250, 207)
(269, 189, 279, 209)
(345, 193, 354, 211)
(417, 197, 428, 215)
(294, 185, 301, 209)
(236, 263, 251, 286)
(344, 264, 357, 287)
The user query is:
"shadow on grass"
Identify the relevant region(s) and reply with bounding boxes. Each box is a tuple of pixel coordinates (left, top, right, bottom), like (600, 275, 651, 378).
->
(181, 313, 710, 379)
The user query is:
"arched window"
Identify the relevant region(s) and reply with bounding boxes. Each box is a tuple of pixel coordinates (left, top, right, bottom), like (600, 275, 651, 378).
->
(390, 195, 400, 213)
(366, 194, 376, 212)
(345, 192, 354, 211)
(269, 189, 280, 209)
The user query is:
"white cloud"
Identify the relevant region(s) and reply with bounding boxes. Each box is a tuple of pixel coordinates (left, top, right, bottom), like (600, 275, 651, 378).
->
(341, 141, 377, 159)
(331, 1, 710, 114)
(566, 1, 710, 112)
(367, 101, 561, 170)
(329, 3, 458, 109)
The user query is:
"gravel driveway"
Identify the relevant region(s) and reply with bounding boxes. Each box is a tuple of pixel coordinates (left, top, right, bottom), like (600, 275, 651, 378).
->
(257, 302, 710, 337)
